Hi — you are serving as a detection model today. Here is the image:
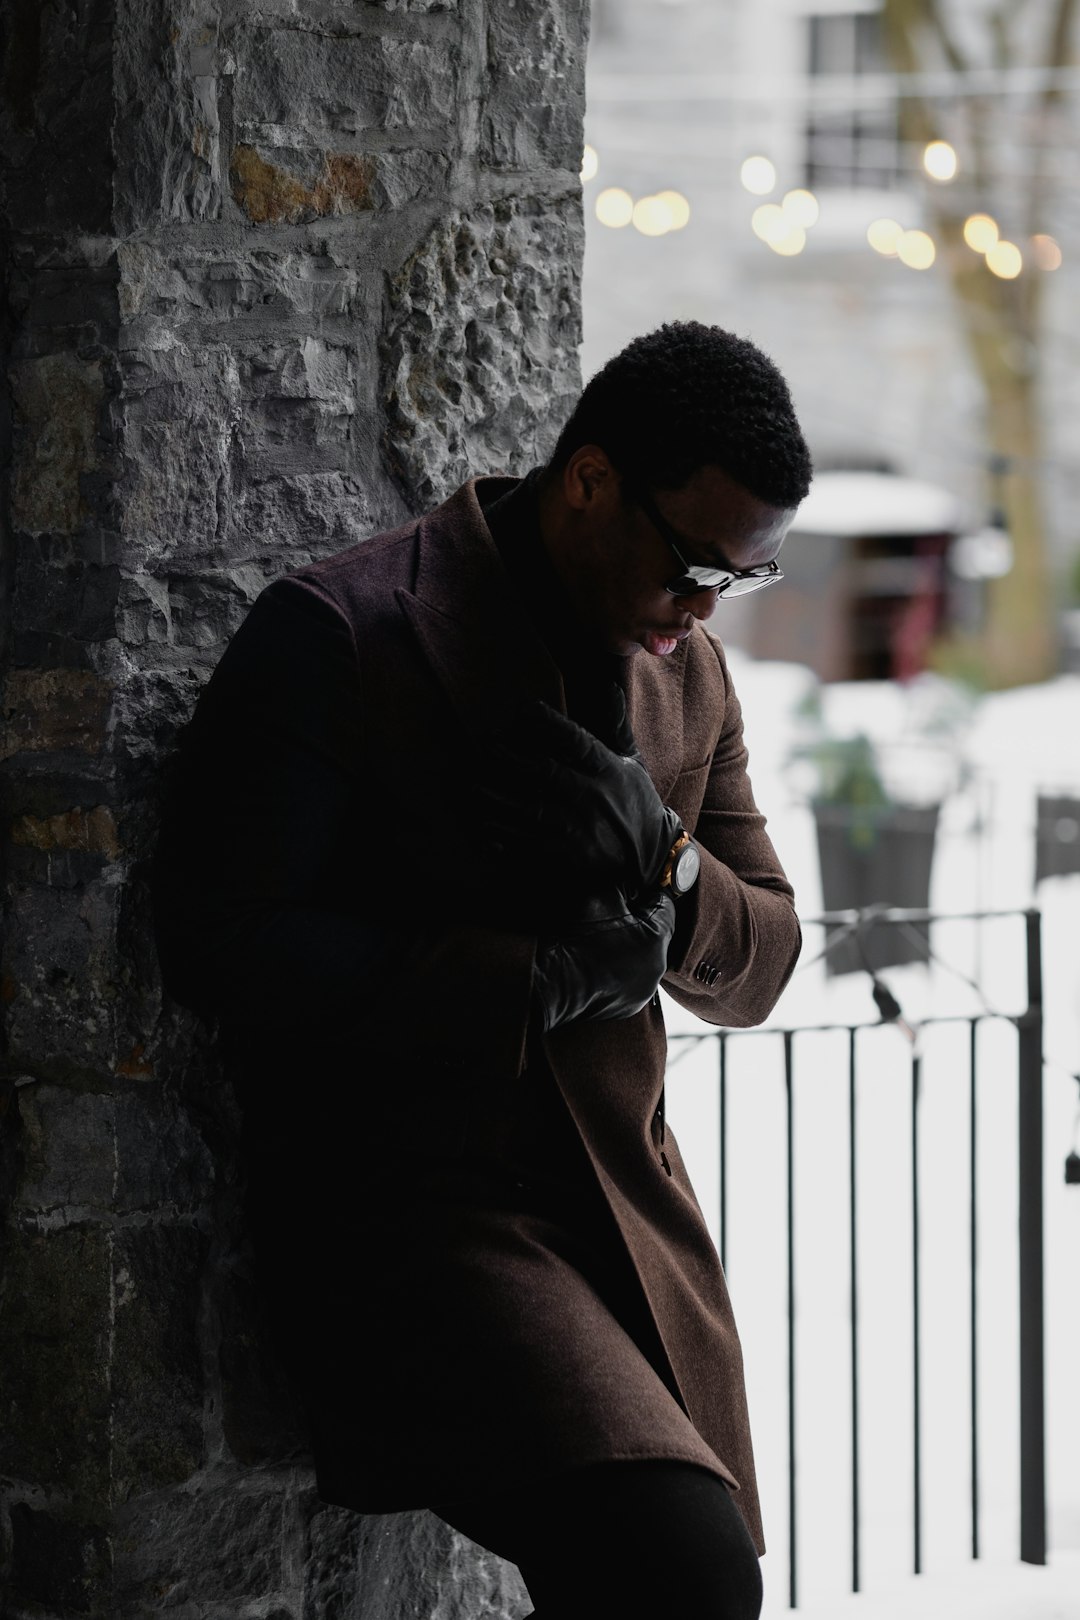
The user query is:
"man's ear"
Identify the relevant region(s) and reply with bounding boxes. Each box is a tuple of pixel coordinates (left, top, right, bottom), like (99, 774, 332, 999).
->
(564, 445, 615, 513)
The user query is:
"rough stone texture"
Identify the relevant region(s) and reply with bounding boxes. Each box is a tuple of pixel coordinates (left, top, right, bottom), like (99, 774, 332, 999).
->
(1, 0, 587, 1615)
(481, 0, 588, 173)
(383, 196, 583, 508)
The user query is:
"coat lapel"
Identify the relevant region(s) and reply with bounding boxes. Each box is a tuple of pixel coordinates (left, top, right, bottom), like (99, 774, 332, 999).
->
(396, 478, 566, 734)
(397, 475, 689, 797)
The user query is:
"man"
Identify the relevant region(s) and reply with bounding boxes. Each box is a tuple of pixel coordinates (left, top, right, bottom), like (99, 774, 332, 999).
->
(152, 320, 812, 1618)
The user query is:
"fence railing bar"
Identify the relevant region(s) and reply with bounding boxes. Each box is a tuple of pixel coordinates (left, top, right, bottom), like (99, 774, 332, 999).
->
(1019, 911, 1046, 1564)
(786, 1030, 798, 1612)
(668, 1009, 1020, 1043)
(849, 1025, 861, 1596)
(912, 1045, 923, 1576)
(719, 1034, 728, 1274)
(970, 1015, 980, 1561)
(800, 905, 1036, 926)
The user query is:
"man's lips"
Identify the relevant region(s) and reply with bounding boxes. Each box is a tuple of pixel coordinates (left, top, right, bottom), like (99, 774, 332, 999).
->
(643, 626, 692, 656)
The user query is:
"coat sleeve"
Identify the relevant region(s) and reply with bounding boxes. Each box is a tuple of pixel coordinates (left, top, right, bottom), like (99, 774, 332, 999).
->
(151, 574, 536, 1074)
(660, 634, 801, 1028)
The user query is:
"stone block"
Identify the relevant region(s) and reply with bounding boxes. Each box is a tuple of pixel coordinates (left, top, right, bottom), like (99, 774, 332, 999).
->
(119, 344, 241, 562)
(481, 0, 587, 173)
(118, 242, 372, 329)
(382, 195, 583, 508)
(9, 353, 106, 536)
(217, 1252, 311, 1467)
(10, 806, 120, 860)
(230, 144, 449, 225)
(229, 472, 388, 562)
(301, 1504, 531, 1620)
(14, 1080, 216, 1214)
(0, 1226, 112, 1506)
(165, 566, 269, 650)
(1, 880, 120, 1081)
(2, 0, 114, 234)
(7, 1501, 111, 1614)
(110, 1223, 207, 1496)
(113, 1088, 216, 1211)
(234, 28, 459, 139)
(14, 535, 121, 644)
(113, 1477, 288, 1608)
(24, 260, 119, 344)
(113, 0, 226, 231)
(0, 668, 112, 760)
(14, 1085, 117, 1211)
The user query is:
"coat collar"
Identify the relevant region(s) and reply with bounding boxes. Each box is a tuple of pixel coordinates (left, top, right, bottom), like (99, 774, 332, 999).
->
(395, 477, 687, 797)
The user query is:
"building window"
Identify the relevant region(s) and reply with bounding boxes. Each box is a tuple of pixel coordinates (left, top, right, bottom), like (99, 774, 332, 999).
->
(804, 11, 900, 190)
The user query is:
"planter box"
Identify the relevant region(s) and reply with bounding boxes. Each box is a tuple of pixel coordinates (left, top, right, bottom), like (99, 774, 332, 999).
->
(813, 803, 941, 976)
(1035, 793, 1080, 883)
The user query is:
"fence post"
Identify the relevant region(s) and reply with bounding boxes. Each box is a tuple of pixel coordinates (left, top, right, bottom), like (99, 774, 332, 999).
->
(1018, 909, 1046, 1565)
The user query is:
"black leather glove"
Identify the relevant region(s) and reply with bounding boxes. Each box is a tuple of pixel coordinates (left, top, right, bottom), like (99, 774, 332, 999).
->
(530, 885, 677, 1032)
(480, 693, 684, 906)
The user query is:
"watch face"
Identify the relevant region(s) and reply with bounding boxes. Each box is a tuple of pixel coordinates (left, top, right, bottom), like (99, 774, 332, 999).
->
(674, 841, 701, 894)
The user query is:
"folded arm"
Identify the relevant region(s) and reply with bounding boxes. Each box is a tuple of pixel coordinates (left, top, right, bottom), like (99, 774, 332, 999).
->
(661, 638, 801, 1028)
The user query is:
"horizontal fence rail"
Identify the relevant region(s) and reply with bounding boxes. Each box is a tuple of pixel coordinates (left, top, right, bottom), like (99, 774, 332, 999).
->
(668, 907, 1046, 1610)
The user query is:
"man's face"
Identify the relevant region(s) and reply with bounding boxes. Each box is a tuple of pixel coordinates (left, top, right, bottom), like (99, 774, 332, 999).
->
(558, 451, 797, 658)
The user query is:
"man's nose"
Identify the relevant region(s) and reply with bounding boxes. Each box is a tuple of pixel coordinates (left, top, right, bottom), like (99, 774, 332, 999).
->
(674, 586, 721, 620)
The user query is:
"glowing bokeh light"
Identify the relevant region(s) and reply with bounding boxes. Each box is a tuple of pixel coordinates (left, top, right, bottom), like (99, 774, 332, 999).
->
(751, 203, 787, 244)
(867, 217, 903, 256)
(741, 155, 777, 195)
(923, 140, 958, 181)
(986, 239, 1022, 279)
(770, 226, 806, 256)
(632, 195, 675, 236)
(656, 189, 691, 230)
(595, 187, 634, 228)
(1031, 233, 1062, 271)
(580, 145, 599, 183)
(782, 188, 819, 227)
(963, 213, 999, 252)
(897, 229, 936, 269)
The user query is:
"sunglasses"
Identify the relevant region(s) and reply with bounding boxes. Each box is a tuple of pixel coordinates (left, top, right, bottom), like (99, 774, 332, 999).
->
(629, 484, 784, 598)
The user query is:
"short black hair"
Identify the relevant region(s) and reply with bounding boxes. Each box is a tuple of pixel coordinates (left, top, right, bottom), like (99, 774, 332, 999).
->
(549, 320, 813, 509)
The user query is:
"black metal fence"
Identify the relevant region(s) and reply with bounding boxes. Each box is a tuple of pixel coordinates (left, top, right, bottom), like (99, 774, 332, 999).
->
(668, 906, 1046, 1610)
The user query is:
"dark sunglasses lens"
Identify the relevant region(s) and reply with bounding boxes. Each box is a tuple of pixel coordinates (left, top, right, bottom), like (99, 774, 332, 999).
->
(721, 571, 780, 597)
(667, 572, 730, 595)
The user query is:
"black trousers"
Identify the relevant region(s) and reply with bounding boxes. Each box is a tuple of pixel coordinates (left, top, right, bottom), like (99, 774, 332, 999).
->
(434, 1459, 764, 1619)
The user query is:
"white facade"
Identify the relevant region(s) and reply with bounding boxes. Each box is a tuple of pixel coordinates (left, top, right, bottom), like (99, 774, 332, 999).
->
(582, 0, 1080, 575)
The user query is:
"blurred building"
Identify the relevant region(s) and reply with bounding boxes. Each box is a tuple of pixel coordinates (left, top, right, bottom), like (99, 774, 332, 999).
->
(582, 0, 1080, 670)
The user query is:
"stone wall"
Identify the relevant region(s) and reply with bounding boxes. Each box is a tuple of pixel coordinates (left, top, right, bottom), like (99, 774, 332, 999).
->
(0, 3, 587, 1614)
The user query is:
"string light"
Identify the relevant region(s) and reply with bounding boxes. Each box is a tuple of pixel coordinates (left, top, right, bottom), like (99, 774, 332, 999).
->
(595, 187, 633, 228)
(963, 213, 1000, 252)
(897, 228, 936, 269)
(923, 139, 958, 180)
(986, 239, 1022, 278)
(741, 155, 777, 195)
(580, 145, 599, 183)
(1032, 233, 1062, 270)
(867, 217, 903, 256)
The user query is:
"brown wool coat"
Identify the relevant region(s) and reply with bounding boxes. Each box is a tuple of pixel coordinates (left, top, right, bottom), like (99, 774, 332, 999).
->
(154, 477, 801, 1556)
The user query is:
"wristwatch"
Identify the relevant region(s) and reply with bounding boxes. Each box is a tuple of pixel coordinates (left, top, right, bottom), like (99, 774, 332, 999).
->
(660, 830, 701, 898)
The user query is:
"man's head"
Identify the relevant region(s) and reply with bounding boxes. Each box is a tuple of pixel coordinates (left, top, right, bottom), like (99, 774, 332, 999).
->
(538, 321, 812, 657)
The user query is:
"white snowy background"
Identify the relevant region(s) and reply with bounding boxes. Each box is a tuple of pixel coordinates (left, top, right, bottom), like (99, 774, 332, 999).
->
(661, 657, 1080, 1616)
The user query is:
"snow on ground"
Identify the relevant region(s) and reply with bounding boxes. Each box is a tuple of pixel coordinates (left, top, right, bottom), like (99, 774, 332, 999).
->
(789, 1550, 1080, 1620)
(660, 658, 1080, 1616)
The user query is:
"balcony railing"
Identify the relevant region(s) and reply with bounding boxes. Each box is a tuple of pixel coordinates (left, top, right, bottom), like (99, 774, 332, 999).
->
(667, 906, 1045, 1611)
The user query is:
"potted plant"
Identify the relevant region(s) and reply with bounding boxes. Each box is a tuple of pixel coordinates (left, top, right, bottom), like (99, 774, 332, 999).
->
(788, 680, 971, 976)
